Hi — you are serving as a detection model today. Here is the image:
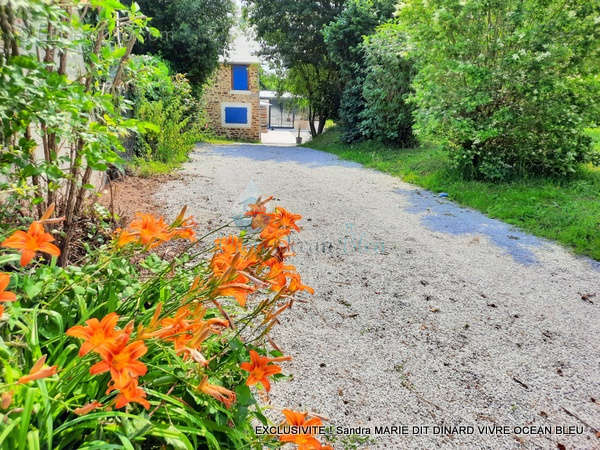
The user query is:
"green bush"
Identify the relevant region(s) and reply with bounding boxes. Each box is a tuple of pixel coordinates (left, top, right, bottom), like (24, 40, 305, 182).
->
(323, 0, 397, 143)
(131, 58, 205, 164)
(397, 0, 600, 180)
(359, 23, 416, 147)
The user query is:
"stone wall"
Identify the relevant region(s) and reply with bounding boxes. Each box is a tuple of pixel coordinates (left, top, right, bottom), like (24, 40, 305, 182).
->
(204, 63, 261, 142)
(259, 103, 269, 131)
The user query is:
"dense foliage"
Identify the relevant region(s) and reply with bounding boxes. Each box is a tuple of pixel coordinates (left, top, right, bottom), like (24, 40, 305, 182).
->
(128, 0, 235, 86)
(0, 200, 332, 448)
(359, 23, 416, 147)
(244, 0, 345, 136)
(0, 0, 156, 264)
(323, 0, 396, 143)
(397, 0, 600, 180)
(129, 56, 206, 165)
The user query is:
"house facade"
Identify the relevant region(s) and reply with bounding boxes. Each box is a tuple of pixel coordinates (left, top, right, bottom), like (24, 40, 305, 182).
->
(204, 31, 267, 142)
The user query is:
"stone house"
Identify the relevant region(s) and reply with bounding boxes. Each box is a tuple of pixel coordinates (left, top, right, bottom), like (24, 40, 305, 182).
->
(204, 30, 267, 142)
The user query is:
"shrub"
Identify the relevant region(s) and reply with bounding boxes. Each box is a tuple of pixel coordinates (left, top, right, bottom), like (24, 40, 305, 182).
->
(323, 0, 397, 143)
(397, 0, 600, 180)
(359, 23, 417, 147)
(131, 61, 205, 164)
(0, 1, 156, 263)
(0, 200, 333, 448)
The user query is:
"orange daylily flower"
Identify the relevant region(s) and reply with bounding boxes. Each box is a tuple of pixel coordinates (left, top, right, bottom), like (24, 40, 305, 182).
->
(264, 260, 314, 295)
(110, 379, 150, 410)
(245, 196, 274, 218)
(259, 224, 291, 250)
(240, 350, 291, 392)
(89, 340, 147, 387)
(1, 221, 60, 266)
(116, 208, 197, 248)
(73, 401, 103, 415)
(245, 196, 274, 229)
(211, 237, 262, 306)
(18, 355, 58, 384)
(1, 391, 13, 409)
(128, 213, 172, 248)
(172, 226, 196, 242)
(264, 259, 297, 291)
(151, 306, 229, 358)
(198, 376, 236, 408)
(171, 213, 198, 242)
(0, 305, 4, 318)
(287, 272, 315, 295)
(214, 282, 256, 307)
(280, 409, 331, 450)
(137, 303, 163, 340)
(271, 207, 302, 232)
(213, 235, 244, 255)
(0, 273, 16, 302)
(115, 229, 138, 248)
(66, 312, 123, 357)
(211, 240, 259, 276)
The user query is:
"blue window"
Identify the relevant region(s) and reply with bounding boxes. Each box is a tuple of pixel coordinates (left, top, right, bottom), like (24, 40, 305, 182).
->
(232, 65, 249, 90)
(225, 107, 248, 124)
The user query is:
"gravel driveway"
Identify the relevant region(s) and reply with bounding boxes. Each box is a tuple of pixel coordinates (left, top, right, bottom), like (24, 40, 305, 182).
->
(154, 143, 600, 449)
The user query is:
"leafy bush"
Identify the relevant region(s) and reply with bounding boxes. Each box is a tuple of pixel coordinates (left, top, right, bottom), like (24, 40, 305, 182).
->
(323, 0, 397, 143)
(0, 1, 156, 264)
(0, 200, 333, 448)
(131, 59, 205, 164)
(359, 23, 416, 147)
(397, 0, 600, 180)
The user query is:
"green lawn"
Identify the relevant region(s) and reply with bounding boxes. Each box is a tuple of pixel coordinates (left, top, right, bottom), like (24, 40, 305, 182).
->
(304, 128, 600, 261)
(129, 134, 256, 177)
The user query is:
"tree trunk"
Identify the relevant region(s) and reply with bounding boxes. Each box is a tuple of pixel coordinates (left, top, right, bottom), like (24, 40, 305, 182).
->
(308, 106, 317, 137)
(317, 116, 326, 135)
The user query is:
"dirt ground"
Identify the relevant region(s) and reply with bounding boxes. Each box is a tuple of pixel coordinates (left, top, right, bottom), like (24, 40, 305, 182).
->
(99, 174, 181, 225)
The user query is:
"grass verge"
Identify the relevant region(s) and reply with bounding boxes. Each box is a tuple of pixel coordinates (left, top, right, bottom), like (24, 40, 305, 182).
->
(128, 134, 258, 177)
(304, 128, 600, 261)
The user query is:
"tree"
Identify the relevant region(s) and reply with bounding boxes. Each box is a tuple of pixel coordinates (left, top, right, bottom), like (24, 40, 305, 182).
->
(398, 0, 600, 180)
(323, 0, 396, 142)
(244, 0, 346, 136)
(359, 23, 416, 146)
(129, 0, 235, 86)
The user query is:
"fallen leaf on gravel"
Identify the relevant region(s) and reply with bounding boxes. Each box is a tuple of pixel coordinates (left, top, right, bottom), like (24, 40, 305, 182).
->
(580, 293, 596, 304)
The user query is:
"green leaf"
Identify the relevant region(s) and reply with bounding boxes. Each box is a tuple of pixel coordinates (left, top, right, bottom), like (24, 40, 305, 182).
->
(18, 388, 35, 450)
(22, 277, 43, 299)
(151, 425, 194, 450)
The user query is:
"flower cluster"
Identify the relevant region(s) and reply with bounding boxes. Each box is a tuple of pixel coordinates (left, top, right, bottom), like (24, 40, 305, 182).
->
(281, 409, 333, 450)
(116, 207, 197, 249)
(1, 220, 60, 266)
(67, 313, 149, 409)
(0, 199, 332, 448)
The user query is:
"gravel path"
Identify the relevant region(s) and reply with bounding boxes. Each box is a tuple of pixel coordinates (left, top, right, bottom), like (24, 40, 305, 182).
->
(154, 143, 600, 449)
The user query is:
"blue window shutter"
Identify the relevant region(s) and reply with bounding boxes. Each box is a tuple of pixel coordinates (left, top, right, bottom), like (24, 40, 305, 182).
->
(225, 107, 248, 124)
(232, 65, 249, 90)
